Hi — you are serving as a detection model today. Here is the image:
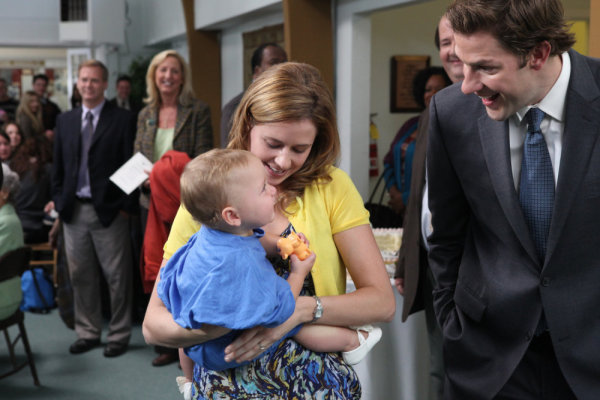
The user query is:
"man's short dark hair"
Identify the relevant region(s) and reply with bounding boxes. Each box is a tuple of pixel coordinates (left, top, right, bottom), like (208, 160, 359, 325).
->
(251, 43, 284, 71)
(32, 74, 49, 84)
(447, 0, 575, 61)
(116, 75, 132, 85)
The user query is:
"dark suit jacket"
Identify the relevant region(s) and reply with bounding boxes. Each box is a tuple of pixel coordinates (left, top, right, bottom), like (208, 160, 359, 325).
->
(108, 97, 142, 116)
(51, 101, 137, 227)
(427, 49, 600, 399)
(395, 108, 429, 322)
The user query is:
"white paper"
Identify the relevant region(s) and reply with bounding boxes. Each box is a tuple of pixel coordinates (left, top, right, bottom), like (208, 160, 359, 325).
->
(109, 152, 153, 195)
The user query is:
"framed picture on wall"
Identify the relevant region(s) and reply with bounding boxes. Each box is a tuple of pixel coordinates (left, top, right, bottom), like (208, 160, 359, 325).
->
(390, 55, 430, 113)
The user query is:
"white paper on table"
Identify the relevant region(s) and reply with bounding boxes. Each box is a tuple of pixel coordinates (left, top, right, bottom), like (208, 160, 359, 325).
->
(109, 152, 153, 195)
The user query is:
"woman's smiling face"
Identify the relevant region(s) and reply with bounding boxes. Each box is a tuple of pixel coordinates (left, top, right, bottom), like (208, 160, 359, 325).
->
(249, 119, 316, 187)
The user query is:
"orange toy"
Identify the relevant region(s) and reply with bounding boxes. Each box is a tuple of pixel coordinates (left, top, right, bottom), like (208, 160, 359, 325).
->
(277, 232, 311, 261)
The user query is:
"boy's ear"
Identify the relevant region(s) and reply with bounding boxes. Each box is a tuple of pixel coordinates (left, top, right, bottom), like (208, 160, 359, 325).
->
(222, 206, 242, 226)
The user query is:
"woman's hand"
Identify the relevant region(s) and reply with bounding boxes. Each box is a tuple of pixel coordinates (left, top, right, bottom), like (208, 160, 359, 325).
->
(223, 295, 313, 363)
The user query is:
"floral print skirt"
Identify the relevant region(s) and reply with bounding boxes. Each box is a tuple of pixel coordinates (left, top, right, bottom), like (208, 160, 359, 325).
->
(192, 338, 361, 399)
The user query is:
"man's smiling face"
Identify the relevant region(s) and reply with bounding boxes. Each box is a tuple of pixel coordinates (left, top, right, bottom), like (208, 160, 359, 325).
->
(456, 30, 540, 121)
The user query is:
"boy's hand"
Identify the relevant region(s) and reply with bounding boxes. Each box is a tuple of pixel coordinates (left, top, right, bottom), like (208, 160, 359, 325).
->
(289, 250, 316, 278)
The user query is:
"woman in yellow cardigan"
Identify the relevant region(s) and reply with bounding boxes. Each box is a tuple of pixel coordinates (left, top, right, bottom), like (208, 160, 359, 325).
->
(143, 62, 395, 398)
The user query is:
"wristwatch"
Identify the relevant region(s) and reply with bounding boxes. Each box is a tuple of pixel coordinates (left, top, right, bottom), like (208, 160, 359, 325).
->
(311, 296, 323, 323)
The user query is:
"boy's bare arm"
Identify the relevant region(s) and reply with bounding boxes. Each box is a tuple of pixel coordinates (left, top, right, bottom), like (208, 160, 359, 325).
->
(287, 251, 316, 298)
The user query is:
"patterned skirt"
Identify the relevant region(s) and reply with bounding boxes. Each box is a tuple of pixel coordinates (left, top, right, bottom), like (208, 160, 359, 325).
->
(192, 338, 361, 399)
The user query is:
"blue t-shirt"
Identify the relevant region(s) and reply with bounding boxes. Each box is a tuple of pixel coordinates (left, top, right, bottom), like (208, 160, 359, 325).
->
(158, 226, 301, 371)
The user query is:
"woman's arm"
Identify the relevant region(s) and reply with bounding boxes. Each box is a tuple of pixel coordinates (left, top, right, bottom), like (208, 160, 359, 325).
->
(142, 258, 230, 348)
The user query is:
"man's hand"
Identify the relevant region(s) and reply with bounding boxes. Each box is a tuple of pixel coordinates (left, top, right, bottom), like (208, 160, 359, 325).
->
(44, 201, 55, 213)
(394, 277, 405, 295)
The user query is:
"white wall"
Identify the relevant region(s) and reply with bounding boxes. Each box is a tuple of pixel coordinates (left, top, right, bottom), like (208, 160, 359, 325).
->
(194, 0, 280, 29)
(370, 0, 450, 194)
(0, 0, 60, 45)
(143, 0, 187, 46)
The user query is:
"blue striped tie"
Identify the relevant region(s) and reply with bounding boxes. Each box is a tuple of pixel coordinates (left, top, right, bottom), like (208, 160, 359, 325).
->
(519, 108, 554, 262)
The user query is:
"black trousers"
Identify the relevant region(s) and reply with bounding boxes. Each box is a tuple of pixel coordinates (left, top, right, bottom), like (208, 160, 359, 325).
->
(495, 333, 576, 400)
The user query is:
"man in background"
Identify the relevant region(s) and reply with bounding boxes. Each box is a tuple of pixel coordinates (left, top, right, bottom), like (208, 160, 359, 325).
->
(394, 14, 463, 400)
(51, 60, 137, 358)
(220, 42, 287, 147)
(108, 75, 141, 116)
(32, 73, 62, 136)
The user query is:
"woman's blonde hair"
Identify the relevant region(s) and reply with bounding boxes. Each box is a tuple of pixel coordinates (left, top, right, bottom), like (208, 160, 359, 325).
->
(227, 62, 340, 208)
(144, 50, 195, 107)
(180, 149, 253, 229)
(16, 91, 43, 134)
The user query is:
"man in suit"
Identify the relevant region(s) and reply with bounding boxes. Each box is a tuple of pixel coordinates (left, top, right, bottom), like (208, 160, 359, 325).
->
(32, 73, 61, 135)
(394, 15, 463, 400)
(108, 75, 141, 116)
(220, 42, 287, 147)
(428, 0, 600, 398)
(51, 60, 137, 358)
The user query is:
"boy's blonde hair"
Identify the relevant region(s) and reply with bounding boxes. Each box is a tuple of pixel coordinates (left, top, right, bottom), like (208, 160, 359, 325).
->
(180, 148, 253, 229)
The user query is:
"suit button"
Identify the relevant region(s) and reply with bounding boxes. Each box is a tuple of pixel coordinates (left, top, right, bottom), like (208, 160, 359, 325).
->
(541, 277, 551, 287)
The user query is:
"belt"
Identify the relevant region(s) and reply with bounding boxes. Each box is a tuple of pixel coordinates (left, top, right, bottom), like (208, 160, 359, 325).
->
(76, 196, 93, 203)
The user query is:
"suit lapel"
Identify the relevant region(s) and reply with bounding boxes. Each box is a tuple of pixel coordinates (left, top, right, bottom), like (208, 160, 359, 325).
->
(90, 100, 111, 148)
(545, 51, 600, 265)
(69, 109, 83, 160)
(478, 113, 539, 264)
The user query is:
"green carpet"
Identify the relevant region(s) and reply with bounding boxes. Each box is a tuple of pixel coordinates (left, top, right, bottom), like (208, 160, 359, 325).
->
(0, 310, 182, 399)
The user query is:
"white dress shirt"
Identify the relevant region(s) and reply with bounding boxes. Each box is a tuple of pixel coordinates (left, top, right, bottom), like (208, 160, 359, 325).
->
(509, 52, 571, 189)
